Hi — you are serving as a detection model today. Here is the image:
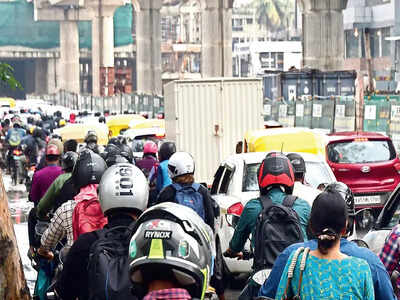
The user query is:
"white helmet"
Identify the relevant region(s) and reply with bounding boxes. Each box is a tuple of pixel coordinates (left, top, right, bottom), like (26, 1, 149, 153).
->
(168, 152, 195, 179)
(98, 163, 149, 215)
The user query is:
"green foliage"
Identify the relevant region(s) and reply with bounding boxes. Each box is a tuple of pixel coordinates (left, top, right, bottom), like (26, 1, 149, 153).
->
(0, 63, 22, 91)
(252, 0, 295, 33)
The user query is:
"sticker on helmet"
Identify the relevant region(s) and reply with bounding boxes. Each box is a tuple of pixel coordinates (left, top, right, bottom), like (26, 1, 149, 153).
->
(144, 230, 172, 239)
(178, 240, 190, 258)
(145, 219, 171, 230)
(129, 239, 137, 258)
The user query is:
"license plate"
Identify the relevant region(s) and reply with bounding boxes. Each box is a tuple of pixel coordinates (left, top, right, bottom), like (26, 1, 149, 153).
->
(354, 195, 381, 205)
(13, 156, 20, 160)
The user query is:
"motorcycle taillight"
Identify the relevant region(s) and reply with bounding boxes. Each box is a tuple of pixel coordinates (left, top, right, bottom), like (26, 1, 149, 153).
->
(13, 149, 21, 155)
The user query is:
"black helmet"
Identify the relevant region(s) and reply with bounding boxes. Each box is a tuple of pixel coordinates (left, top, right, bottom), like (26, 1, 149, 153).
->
(129, 203, 213, 299)
(61, 151, 79, 172)
(103, 143, 121, 158)
(72, 149, 107, 189)
(105, 154, 129, 167)
(258, 152, 295, 195)
(120, 144, 134, 163)
(159, 141, 176, 162)
(324, 182, 355, 236)
(108, 137, 121, 146)
(84, 130, 98, 144)
(286, 153, 306, 179)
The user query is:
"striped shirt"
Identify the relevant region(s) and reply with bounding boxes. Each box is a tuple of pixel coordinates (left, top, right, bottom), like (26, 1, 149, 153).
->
(41, 200, 76, 250)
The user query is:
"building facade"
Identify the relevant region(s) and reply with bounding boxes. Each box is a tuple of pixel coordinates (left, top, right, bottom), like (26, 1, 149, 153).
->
(343, 0, 400, 90)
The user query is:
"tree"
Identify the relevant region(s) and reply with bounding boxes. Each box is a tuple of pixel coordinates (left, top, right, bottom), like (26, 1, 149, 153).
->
(0, 62, 22, 91)
(252, 0, 295, 39)
(0, 63, 29, 299)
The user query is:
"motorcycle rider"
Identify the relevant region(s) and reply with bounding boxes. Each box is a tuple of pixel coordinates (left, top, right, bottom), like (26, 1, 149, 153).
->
(129, 203, 214, 300)
(156, 151, 215, 230)
(287, 153, 321, 206)
(27, 144, 63, 256)
(54, 163, 148, 300)
(36, 151, 79, 220)
(155, 141, 176, 195)
(38, 150, 107, 254)
(223, 152, 311, 259)
(258, 182, 397, 300)
(82, 130, 102, 154)
(136, 140, 159, 177)
(5, 120, 26, 173)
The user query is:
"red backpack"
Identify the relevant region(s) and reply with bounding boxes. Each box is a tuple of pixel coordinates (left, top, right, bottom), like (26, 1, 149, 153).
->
(72, 199, 108, 241)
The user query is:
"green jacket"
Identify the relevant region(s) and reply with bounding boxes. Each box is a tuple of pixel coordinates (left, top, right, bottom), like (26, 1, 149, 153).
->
(229, 187, 311, 253)
(36, 173, 72, 220)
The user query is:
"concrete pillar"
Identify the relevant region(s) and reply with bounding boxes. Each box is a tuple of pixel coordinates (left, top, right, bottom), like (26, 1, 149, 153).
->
(136, 0, 162, 95)
(47, 58, 58, 94)
(60, 21, 80, 93)
(92, 13, 115, 96)
(300, 0, 348, 71)
(34, 59, 48, 94)
(201, 0, 232, 77)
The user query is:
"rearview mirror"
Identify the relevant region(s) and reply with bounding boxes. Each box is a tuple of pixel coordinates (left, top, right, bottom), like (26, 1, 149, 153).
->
(355, 209, 374, 232)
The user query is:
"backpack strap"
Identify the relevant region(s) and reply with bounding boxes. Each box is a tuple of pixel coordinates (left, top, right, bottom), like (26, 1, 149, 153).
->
(283, 195, 298, 208)
(259, 195, 273, 210)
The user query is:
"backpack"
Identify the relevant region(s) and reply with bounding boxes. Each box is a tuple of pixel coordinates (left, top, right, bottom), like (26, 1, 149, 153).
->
(87, 223, 145, 300)
(72, 199, 108, 241)
(9, 130, 21, 146)
(253, 195, 304, 271)
(172, 183, 205, 220)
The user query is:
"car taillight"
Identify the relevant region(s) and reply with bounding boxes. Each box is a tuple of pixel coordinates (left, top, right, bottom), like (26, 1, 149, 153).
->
(394, 163, 400, 174)
(227, 202, 244, 217)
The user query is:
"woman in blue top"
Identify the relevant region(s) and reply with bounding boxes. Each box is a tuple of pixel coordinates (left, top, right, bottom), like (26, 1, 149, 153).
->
(275, 190, 374, 300)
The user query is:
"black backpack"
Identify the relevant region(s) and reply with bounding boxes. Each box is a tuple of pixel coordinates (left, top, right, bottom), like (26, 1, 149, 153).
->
(253, 195, 304, 271)
(87, 223, 145, 300)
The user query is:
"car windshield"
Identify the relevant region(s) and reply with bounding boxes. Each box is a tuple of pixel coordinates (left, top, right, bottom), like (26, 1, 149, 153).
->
(242, 161, 333, 192)
(327, 140, 396, 164)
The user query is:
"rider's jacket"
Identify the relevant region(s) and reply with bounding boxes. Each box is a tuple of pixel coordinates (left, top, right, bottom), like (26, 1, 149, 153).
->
(55, 215, 138, 300)
(228, 187, 311, 253)
(5, 127, 25, 143)
(136, 155, 158, 175)
(36, 172, 72, 220)
(259, 239, 397, 300)
(29, 164, 63, 204)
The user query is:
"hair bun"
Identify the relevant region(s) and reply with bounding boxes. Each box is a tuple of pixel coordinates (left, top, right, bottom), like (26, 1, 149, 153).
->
(317, 228, 338, 241)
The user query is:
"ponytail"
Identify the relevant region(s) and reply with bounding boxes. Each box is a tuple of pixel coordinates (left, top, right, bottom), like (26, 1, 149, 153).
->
(316, 228, 339, 255)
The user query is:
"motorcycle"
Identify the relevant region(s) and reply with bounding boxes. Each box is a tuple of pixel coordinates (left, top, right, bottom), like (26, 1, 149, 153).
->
(11, 147, 25, 185)
(29, 220, 65, 300)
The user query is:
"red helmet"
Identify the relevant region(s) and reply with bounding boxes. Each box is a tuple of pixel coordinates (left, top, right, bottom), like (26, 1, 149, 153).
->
(143, 141, 158, 155)
(46, 144, 61, 156)
(258, 152, 295, 194)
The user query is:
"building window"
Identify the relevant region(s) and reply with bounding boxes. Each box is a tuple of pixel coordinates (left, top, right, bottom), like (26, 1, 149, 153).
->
(247, 18, 253, 25)
(258, 37, 265, 41)
(345, 30, 360, 59)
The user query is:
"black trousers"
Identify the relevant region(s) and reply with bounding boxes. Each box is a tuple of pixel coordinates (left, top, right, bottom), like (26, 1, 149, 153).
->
(28, 206, 39, 248)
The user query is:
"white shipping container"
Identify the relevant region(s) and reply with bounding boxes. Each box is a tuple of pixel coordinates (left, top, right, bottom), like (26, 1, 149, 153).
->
(164, 78, 264, 184)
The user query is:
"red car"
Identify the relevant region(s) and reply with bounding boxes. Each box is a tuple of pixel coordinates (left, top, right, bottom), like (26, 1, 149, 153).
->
(326, 131, 400, 216)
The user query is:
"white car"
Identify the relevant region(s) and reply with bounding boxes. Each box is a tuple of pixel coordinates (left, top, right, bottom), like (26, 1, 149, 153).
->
(363, 184, 400, 254)
(211, 152, 337, 277)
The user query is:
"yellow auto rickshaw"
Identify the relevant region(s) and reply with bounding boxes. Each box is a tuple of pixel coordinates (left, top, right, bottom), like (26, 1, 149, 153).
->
(0, 97, 16, 108)
(106, 114, 145, 137)
(54, 123, 109, 145)
(243, 128, 327, 156)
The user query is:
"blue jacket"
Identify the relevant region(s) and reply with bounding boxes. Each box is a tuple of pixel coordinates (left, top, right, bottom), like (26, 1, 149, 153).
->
(258, 239, 397, 300)
(229, 187, 311, 253)
(156, 160, 172, 193)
